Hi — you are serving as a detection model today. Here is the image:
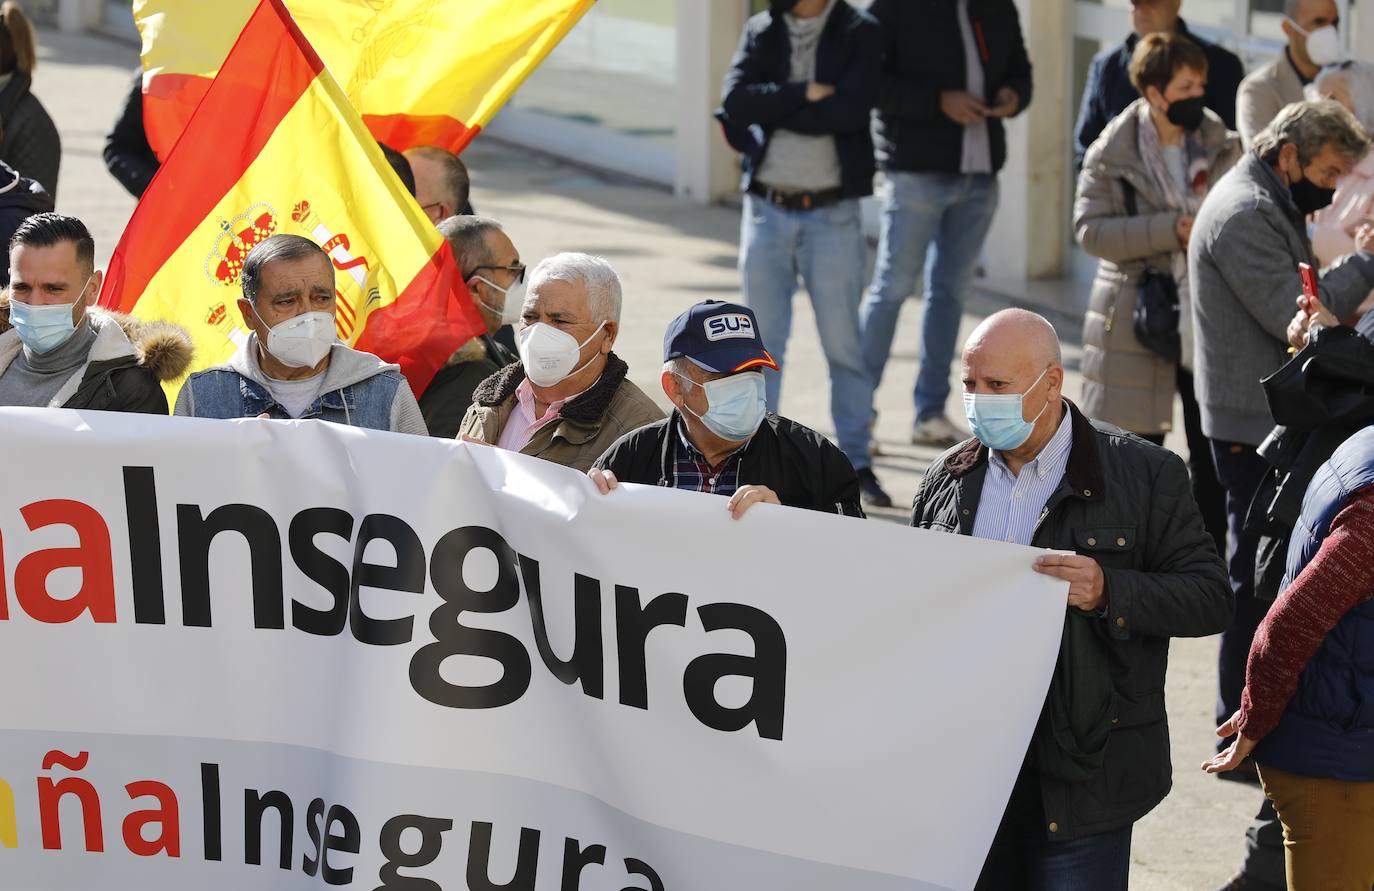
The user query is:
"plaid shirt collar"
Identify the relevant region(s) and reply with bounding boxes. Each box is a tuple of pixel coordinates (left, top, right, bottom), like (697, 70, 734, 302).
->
(671, 413, 746, 495)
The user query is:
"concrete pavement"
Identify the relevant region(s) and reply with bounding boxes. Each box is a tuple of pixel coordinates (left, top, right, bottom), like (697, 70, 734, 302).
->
(38, 26, 1263, 890)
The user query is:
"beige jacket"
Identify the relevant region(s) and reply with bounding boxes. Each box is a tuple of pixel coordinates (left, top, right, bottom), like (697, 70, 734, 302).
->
(1237, 51, 1307, 147)
(1074, 100, 1241, 434)
(457, 353, 664, 473)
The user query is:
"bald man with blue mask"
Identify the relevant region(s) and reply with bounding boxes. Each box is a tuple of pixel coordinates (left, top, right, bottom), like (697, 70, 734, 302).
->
(913, 308, 1231, 891)
(590, 300, 863, 520)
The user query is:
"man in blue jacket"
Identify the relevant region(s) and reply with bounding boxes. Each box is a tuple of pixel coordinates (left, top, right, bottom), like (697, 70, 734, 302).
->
(716, 0, 889, 509)
(1074, 0, 1244, 167)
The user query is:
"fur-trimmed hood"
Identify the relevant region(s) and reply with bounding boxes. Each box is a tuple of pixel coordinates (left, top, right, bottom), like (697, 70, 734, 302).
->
(0, 290, 194, 382)
(471, 352, 631, 423)
(444, 335, 492, 368)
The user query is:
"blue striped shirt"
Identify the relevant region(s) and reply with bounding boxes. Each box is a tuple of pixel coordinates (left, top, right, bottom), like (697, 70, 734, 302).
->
(971, 404, 1074, 546)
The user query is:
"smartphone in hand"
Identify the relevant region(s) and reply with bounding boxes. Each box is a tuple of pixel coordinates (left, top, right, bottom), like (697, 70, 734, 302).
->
(1299, 262, 1318, 304)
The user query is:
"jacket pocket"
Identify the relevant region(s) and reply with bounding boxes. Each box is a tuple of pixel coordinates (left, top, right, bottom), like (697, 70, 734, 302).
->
(1072, 526, 1136, 553)
(1072, 525, 1138, 570)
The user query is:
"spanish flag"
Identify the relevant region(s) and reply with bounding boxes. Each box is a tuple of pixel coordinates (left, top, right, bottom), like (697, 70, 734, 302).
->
(135, 0, 595, 160)
(99, 0, 485, 399)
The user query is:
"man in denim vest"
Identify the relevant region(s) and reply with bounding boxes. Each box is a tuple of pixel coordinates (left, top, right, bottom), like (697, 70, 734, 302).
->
(174, 234, 427, 434)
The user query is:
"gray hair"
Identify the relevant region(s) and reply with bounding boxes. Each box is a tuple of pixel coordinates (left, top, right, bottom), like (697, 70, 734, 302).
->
(1254, 99, 1370, 167)
(662, 357, 703, 400)
(437, 215, 503, 278)
(528, 252, 622, 323)
(662, 356, 696, 379)
(1307, 63, 1374, 136)
(241, 234, 328, 304)
(407, 145, 471, 213)
(1283, 0, 1302, 18)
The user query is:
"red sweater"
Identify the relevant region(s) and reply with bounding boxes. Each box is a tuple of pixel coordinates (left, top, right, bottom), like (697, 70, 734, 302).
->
(1237, 487, 1374, 741)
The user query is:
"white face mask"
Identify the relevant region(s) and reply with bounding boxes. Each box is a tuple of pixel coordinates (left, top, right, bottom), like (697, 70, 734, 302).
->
(517, 320, 607, 387)
(1288, 18, 1344, 67)
(472, 274, 524, 325)
(252, 305, 337, 369)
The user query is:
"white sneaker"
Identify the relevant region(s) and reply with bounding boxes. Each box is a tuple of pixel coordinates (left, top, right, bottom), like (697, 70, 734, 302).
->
(911, 415, 967, 448)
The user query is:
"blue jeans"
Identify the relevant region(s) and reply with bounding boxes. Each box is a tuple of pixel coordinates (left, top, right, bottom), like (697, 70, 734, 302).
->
(860, 171, 999, 422)
(975, 762, 1132, 891)
(740, 193, 872, 468)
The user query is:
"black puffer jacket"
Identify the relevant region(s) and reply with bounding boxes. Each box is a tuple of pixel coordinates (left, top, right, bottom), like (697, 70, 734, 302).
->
(868, 0, 1032, 174)
(594, 410, 864, 518)
(910, 401, 1231, 840)
(0, 70, 59, 199)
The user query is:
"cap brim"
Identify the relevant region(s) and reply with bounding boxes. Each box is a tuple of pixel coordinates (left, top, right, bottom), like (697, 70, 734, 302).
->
(686, 347, 779, 374)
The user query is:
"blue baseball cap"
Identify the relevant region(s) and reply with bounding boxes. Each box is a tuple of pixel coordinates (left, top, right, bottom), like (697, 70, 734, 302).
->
(663, 300, 778, 374)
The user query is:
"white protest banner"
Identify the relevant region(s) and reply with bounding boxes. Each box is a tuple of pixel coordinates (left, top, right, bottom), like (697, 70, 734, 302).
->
(0, 408, 1066, 890)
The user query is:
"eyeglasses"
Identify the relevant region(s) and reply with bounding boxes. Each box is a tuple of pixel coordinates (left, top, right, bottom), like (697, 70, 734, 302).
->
(470, 262, 526, 284)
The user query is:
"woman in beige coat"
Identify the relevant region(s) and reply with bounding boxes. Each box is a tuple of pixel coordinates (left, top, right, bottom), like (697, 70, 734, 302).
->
(1075, 32, 1240, 547)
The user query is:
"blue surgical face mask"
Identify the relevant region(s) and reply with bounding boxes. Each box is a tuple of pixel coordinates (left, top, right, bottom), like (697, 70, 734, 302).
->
(8, 277, 91, 354)
(963, 366, 1052, 452)
(675, 369, 768, 442)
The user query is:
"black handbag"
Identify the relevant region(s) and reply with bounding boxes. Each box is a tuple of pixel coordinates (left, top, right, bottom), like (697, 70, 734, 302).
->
(1122, 180, 1182, 363)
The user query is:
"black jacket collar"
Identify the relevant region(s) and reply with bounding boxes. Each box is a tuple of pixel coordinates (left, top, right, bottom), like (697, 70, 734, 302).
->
(1125, 18, 1203, 53)
(471, 352, 631, 424)
(943, 399, 1106, 502)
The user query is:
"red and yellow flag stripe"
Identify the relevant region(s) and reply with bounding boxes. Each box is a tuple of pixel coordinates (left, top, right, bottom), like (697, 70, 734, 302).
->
(134, 0, 596, 160)
(102, 0, 485, 400)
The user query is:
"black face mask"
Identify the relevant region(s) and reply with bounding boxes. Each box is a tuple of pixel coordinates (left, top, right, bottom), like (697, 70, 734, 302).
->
(1165, 95, 1206, 132)
(1289, 171, 1336, 215)
(769, 0, 801, 12)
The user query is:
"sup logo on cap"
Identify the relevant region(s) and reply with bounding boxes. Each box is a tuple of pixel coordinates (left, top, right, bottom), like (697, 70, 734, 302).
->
(704, 313, 756, 342)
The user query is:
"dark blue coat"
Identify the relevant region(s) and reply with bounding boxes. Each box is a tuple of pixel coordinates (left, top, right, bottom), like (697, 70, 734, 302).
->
(716, 3, 881, 200)
(1073, 22, 1244, 168)
(1255, 426, 1374, 781)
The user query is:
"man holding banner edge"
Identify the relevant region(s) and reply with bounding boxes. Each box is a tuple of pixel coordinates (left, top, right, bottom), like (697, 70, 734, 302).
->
(590, 299, 863, 519)
(911, 308, 1231, 889)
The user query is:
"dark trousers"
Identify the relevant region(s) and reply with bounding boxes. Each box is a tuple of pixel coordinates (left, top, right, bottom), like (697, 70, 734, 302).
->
(975, 761, 1132, 891)
(1138, 370, 1228, 556)
(1208, 439, 1269, 732)
(1209, 438, 1287, 887)
(1179, 368, 1228, 556)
